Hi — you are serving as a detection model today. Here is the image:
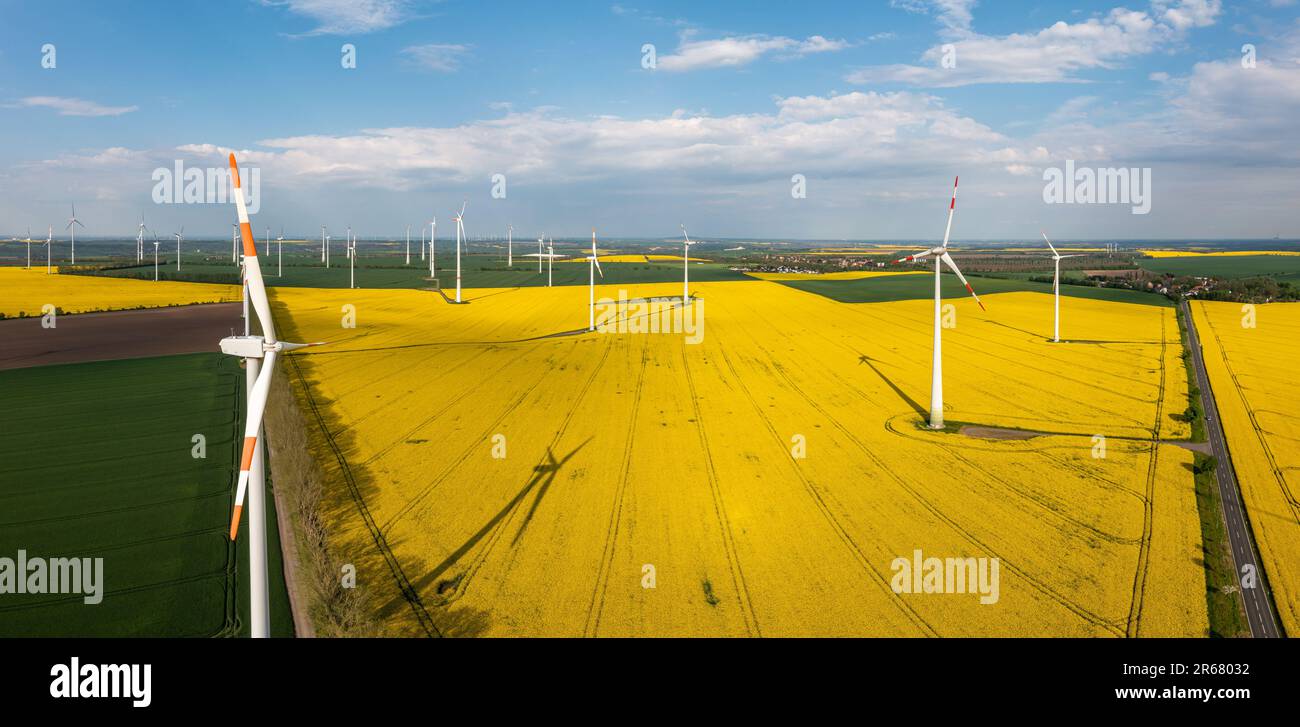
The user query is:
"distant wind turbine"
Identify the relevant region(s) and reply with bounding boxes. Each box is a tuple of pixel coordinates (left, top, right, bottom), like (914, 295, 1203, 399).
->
(173, 227, 184, 271)
(453, 203, 466, 302)
(1042, 231, 1081, 343)
(507, 224, 513, 268)
(65, 203, 84, 265)
(405, 225, 411, 266)
(42, 226, 52, 274)
(587, 228, 605, 331)
(137, 216, 147, 262)
(680, 225, 695, 303)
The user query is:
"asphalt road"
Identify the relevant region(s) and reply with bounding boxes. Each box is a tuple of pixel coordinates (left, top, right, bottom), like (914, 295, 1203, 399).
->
(1181, 299, 1282, 638)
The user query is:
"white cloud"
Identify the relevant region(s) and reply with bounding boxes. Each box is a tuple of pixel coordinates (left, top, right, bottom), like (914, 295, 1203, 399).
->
(850, 1, 1221, 87)
(263, 0, 412, 36)
(658, 33, 849, 72)
(401, 43, 472, 72)
(9, 96, 138, 116)
(889, 0, 978, 33)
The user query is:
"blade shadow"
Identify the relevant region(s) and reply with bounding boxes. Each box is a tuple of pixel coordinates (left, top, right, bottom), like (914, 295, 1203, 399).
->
(407, 438, 591, 599)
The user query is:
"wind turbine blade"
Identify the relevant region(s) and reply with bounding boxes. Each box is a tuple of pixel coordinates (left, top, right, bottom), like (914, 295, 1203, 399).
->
(940, 252, 985, 311)
(897, 250, 933, 263)
(939, 176, 958, 249)
(228, 349, 278, 540)
(230, 154, 277, 343)
(594, 257, 604, 277)
(1041, 231, 1059, 256)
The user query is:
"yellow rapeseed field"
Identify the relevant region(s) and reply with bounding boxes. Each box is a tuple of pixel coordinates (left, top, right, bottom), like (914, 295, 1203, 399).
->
(0, 267, 240, 318)
(1191, 300, 1300, 634)
(271, 279, 1206, 636)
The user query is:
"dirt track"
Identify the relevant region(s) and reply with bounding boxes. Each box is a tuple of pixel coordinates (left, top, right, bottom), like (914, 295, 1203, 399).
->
(0, 303, 243, 371)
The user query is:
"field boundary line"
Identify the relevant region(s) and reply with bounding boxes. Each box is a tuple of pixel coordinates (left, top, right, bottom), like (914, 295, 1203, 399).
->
(287, 353, 441, 638)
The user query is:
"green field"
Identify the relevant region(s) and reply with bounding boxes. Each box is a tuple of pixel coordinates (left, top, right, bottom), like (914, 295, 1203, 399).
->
(778, 271, 1173, 307)
(1137, 254, 1300, 280)
(0, 353, 293, 636)
(82, 253, 754, 290)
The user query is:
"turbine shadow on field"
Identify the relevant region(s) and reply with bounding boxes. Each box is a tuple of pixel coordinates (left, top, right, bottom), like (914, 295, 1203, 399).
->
(405, 439, 590, 601)
(858, 355, 926, 418)
(982, 319, 1160, 345)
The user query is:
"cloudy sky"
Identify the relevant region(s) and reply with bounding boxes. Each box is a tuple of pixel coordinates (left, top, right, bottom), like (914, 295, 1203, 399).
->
(0, 0, 1297, 240)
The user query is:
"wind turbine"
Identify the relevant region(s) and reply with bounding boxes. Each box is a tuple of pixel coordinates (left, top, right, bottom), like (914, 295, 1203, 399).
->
(507, 224, 513, 267)
(65, 203, 84, 265)
(232, 224, 239, 265)
(536, 235, 544, 273)
(153, 235, 160, 281)
(321, 225, 326, 264)
(893, 177, 985, 430)
(172, 227, 184, 271)
(137, 216, 147, 262)
(587, 228, 605, 331)
(405, 225, 411, 266)
(42, 226, 52, 274)
(1041, 231, 1081, 343)
(428, 218, 437, 276)
(680, 225, 695, 303)
(276, 227, 284, 277)
(348, 229, 357, 289)
(23, 227, 33, 269)
(453, 203, 466, 302)
(219, 153, 322, 639)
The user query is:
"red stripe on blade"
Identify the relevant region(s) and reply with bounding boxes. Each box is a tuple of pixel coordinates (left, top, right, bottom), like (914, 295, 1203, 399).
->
(229, 505, 243, 541)
(228, 154, 241, 188)
(239, 222, 258, 259)
(239, 436, 257, 471)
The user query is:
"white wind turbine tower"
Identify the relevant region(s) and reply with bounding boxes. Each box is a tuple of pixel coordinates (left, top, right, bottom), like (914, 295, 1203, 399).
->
(587, 228, 605, 330)
(42, 226, 52, 274)
(348, 228, 357, 289)
(23, 227, 33, 269)
(232, 224, 239, 265)
(428, 217, 437, 276)
(321, 225, 327, 264)
(153, 235, 160, 281)
(453, 203, 466, 302)
(172, 227, 184, 271)
(536, 235, 544, 273)
(219, 154, 322, 638)
(680, 225, 695, 303)
(507, 224, 513, 267)
(893, 177, 985, 430)
(405, 225, 411, 265)
(65, 203, 84, 265)
(276, 227, 284, 277)
(137, 216, 147, 262)
(1041, 231, 1081, 344)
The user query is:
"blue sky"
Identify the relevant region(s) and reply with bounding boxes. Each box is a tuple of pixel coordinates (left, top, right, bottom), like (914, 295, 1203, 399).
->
(1, 0, 1297, 240)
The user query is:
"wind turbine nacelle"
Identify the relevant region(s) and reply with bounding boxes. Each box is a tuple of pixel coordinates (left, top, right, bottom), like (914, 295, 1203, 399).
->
(220, 336, 267, 359)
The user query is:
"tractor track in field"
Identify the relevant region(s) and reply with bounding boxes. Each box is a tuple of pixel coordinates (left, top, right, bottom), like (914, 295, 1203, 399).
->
(288, 353, 441, 638)
(357, 346, 524, 465)
(844, 305, 1152, 429)
(680, 342, 761, 637)
(714, 341, 939, 636)
(1125, 311, 1166, 637)
(584, 336, 650, 637)
(375, 340, 583, 533)
(433, 342, 614, 609)
(1204, 313, 1300, 513)
(742, 331, 1124, 635)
